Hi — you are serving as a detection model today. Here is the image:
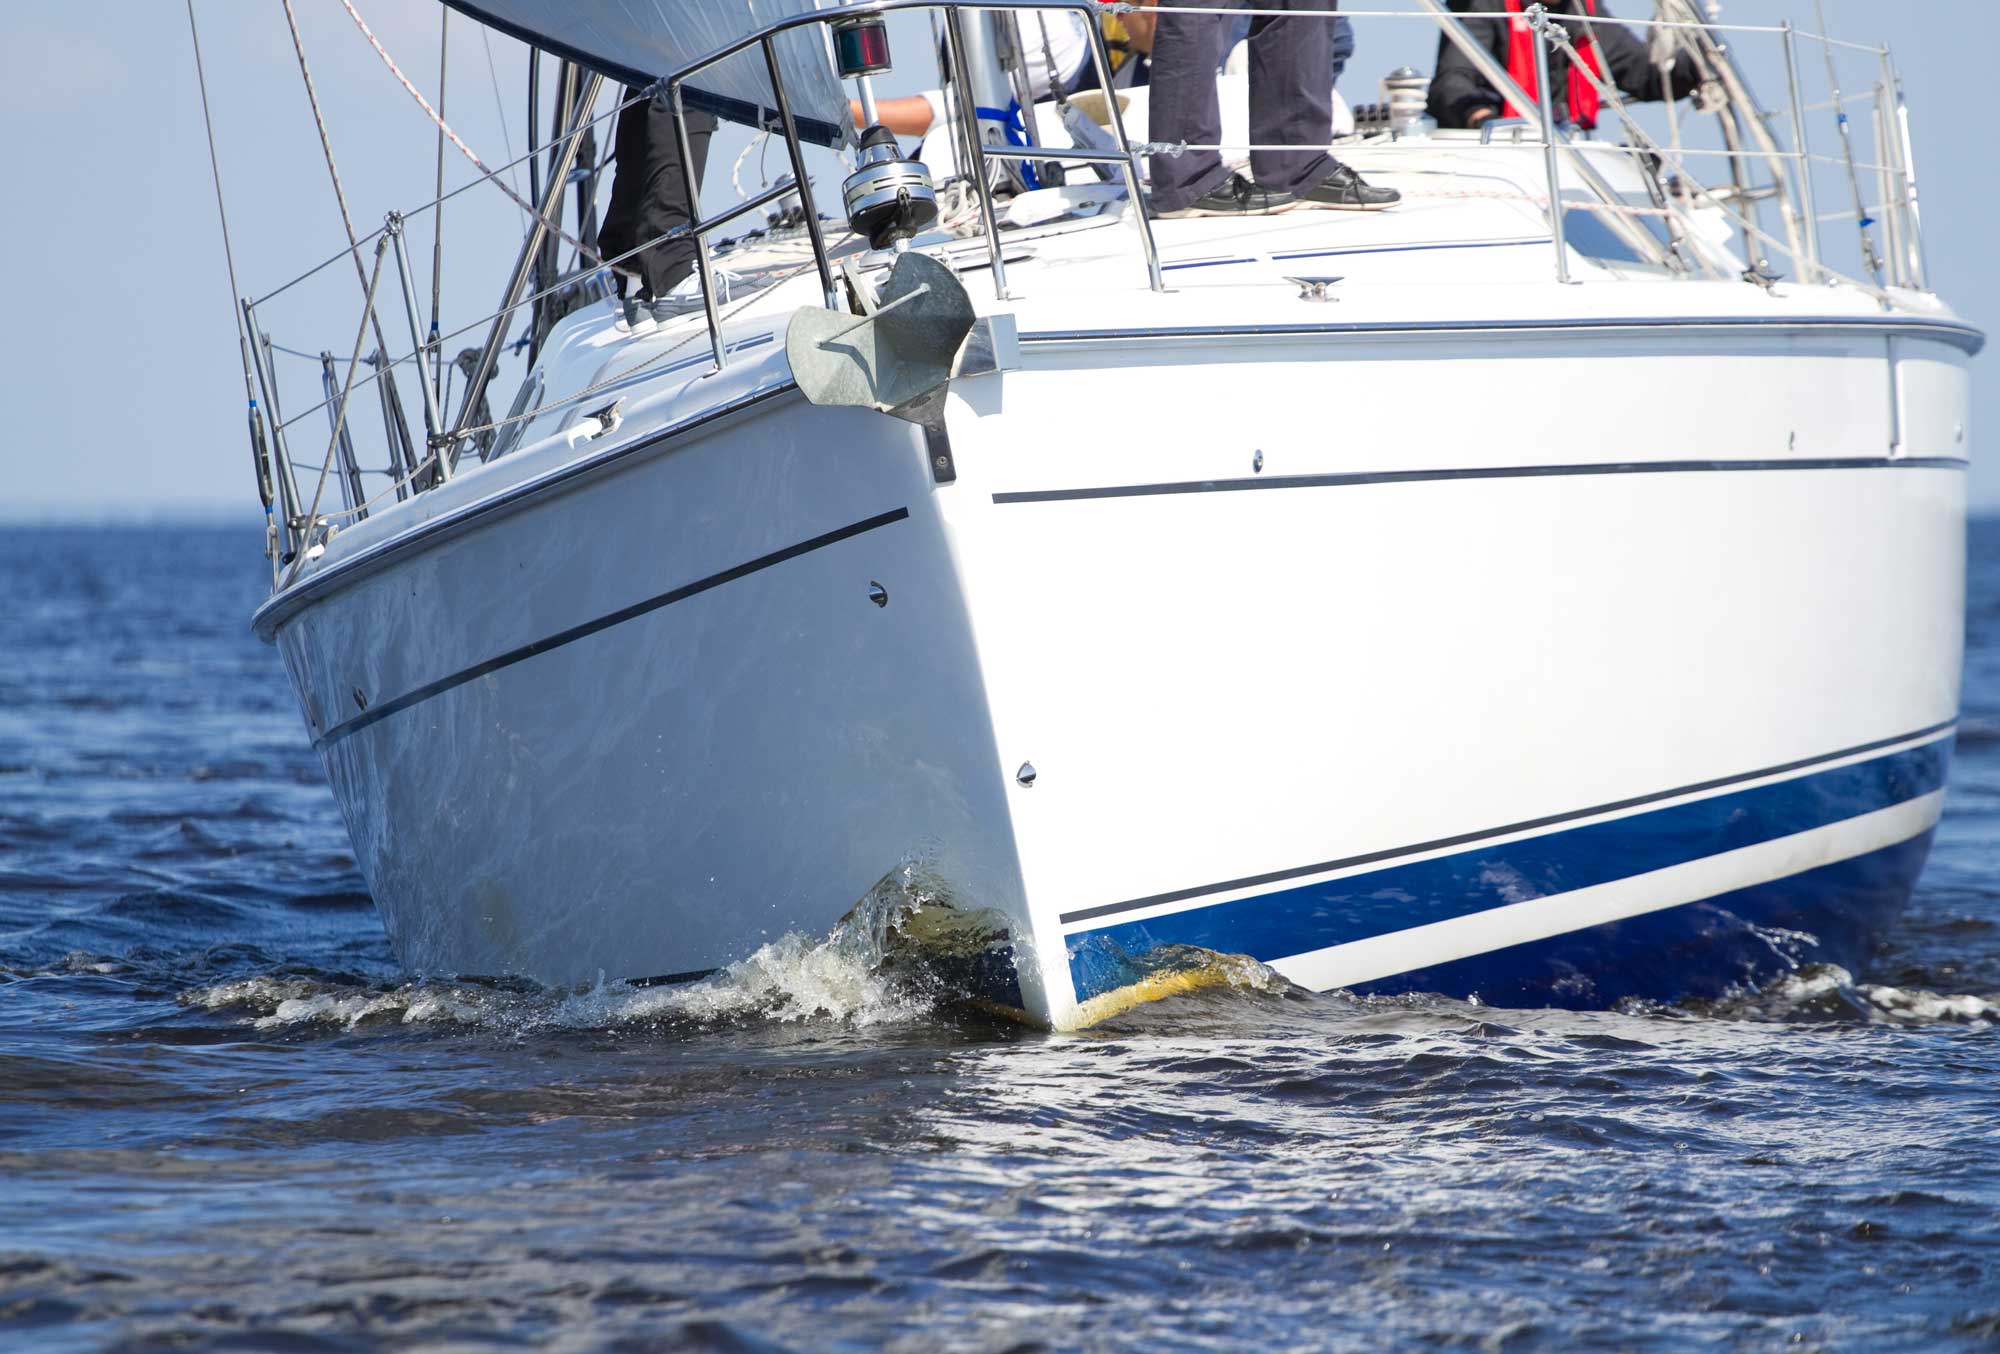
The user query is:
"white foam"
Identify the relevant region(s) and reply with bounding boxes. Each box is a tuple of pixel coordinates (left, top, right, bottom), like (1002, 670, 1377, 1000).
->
(180, 880, 960, 1034)
(1858, 982, 2000, 1024)
(1764, 964, 1857, 1005)
(1709, 963, 2000, 1026)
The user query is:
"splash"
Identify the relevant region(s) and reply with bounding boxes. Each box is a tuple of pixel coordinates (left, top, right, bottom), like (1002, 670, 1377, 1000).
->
(180, 865, 1018, 1034)
(1666, 963, 2000, 1027)
(1067, 945, 1292, 1028)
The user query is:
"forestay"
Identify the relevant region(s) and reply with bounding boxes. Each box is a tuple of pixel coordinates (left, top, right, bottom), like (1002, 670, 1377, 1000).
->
(438, 0, 855, 146)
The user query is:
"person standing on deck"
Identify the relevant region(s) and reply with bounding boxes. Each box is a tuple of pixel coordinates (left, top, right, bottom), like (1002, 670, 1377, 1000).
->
(597, 86, 716, 336)
(1426, 0, 1703, 131)
(1147, 0, 1398, 218)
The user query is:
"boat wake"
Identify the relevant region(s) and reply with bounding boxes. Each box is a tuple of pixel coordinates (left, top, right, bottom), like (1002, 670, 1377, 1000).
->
(1640, 962, 2000, 1026)
(178, 941, 2000, 1038)
(181, 870, 1000, 1034)
(184, 933, 939, 1035)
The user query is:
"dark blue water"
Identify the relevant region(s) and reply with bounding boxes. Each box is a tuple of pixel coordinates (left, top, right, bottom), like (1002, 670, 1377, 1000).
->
(4, 524, 1999, 1352)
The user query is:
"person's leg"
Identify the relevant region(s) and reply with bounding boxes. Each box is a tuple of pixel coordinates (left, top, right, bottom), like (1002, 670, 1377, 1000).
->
(1246, 0, 1333, 196)
(1250, 2, 1399, 209)
(595, 92, 649, 285)
(631, 101, 716, 300)
(1145, 0, 1229, 212)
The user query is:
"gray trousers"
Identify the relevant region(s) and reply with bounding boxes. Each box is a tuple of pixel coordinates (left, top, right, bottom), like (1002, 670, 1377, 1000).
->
(1147, 0, 1337, 213)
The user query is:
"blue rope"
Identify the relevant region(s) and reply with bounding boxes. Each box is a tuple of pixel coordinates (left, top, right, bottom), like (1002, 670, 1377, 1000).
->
(974, 102, 1041, 190)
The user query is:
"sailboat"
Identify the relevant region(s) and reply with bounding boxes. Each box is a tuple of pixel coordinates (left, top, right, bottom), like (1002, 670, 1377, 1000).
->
(208, 1, 1979, 1028)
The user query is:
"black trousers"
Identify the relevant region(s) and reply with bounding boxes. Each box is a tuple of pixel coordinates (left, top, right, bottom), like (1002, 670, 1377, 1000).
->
(598, 90, 716, 300)
(1147, 0, 1336, 212)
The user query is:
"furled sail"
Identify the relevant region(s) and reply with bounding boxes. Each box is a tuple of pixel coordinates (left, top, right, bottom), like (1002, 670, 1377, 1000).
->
(441, 0, 854, 147)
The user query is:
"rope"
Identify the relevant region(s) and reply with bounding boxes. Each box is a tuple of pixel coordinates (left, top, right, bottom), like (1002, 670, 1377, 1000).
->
(732, 132, 773, 201)
(338, 0, 603, 265)
(248, 85, 652, 312)
(278, 0, 413, 465)
(279, 0, 372, 302)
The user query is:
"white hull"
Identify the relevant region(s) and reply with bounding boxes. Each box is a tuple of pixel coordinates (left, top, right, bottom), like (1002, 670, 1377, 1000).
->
(260, 290, 1972, 1027)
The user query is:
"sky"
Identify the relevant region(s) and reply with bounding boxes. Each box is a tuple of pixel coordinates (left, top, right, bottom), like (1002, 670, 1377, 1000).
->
(0, 0, 1992, 521)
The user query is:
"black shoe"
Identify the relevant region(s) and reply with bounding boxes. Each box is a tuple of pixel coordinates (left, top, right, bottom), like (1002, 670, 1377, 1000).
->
(1153, 171, 1297, 219)
(1298, 164, 1400, 211)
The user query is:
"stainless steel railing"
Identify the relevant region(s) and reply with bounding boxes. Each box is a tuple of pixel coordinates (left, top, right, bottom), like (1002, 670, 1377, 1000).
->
(241, 0, 1929, 580)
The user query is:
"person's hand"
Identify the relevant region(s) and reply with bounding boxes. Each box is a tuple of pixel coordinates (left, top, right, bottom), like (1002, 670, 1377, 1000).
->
(1124, 3, 1157, 55)
(1466, 106, 1500, 127)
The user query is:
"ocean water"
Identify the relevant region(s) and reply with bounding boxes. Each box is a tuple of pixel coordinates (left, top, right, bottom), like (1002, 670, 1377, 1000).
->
(2, 522, 1998, 1353)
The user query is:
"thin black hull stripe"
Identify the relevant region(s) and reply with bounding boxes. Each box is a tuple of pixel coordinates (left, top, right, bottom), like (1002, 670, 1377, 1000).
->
(256, 382, 803, 638)
(313, 507, 910, 750)
(995, 457, 1968, 505)
(1058, 719, 1958, 926)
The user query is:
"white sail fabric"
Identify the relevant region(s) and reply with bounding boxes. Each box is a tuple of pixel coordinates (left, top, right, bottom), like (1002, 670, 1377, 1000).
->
(443, 0, 853, 146)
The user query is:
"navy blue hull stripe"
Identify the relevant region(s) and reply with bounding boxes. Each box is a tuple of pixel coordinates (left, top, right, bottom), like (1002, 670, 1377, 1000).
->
(1341, 830, 1936, 1011)
(1065, 735, 1950, 1002)
(1061, 721, 1956, 926)
(312, 506, 910, 751)
(995, 457, 1968, 506)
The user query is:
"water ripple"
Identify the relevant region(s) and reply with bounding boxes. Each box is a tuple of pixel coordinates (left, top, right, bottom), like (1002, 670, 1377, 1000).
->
(0, 525, 1997, 1351)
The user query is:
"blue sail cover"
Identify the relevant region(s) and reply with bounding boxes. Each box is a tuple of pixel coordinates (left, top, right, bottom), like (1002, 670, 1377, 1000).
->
(442, 0, 855, 147)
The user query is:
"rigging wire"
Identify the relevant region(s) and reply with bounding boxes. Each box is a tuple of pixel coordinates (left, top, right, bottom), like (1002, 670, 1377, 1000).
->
(249, 83, 654, 312)
(183, 0, 252, 400)
(183, 0, 276, 571)
(430, 7, 448, 396)
(184, 0, 253, 407)
(278, 0, 411, 486)
(338, 0, 603, 264)
(480, 24, 524, 198)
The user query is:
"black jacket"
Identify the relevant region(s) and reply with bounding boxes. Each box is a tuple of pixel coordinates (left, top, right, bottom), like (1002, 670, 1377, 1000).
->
(1426, 0, 1701, 130)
